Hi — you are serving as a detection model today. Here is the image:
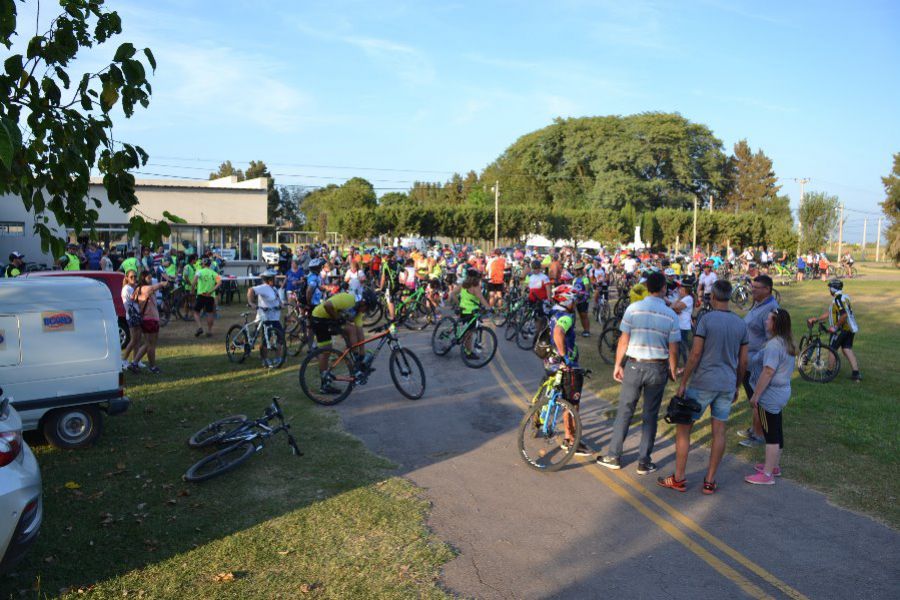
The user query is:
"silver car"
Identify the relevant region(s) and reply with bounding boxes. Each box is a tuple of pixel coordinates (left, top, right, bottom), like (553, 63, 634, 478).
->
(0, 391, 42, 573)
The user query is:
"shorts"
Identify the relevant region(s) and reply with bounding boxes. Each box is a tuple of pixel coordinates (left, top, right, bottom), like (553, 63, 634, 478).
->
(685, 388, 733, 422)
(758, 405, 784, 448)
(562, 369, 584, 406)
(576, 301, 589, 314)
(194, 294, 216, 313)
(487, 282, 504, 293)
(830, 331, 854, 349)
(312, 316, 345, 347)
(140, 319, 160, 334)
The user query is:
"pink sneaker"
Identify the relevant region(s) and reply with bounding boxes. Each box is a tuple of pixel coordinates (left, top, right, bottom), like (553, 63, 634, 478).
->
(744, 472, 775, 485)
(754, 464, 781, 477)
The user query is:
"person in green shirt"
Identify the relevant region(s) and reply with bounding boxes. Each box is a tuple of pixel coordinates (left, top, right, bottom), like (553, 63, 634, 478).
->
(192, 256, 221, 337)
(4, 251, 25, 277)
(119, 251, 139, 274)
(58, 243, 82, 270)
(450, 268, 489, 359)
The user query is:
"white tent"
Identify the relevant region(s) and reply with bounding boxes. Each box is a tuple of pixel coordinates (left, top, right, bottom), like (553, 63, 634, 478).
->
(525, 234, 554, 248)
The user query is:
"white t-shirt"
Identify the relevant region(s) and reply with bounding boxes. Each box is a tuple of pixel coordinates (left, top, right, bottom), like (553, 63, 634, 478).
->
(344, 268, 365, 294)
(122, 283, 137, 314)
(252, 284, 282, 321)
(528, 272, 550, 290)
(698, 271, 718, 293)
(675, 294, 694, 330)
(100, 256, 114, 272)
(623, 258, 637, 274)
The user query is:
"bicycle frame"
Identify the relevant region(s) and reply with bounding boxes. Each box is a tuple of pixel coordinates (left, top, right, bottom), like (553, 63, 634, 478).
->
(326, 327, 398, 382)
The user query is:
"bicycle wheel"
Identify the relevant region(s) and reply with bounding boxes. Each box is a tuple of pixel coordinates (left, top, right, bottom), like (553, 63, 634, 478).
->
(389, 347, 426, 399)
(158, 299, 171, 328)
(184, 440, 256, 483)
(598, 326, 619, 365)
(798, 335, 810, 354)
(187, 415, 248, 448)
(225, 325, 251, 364)
(797, 343, 841, 383)
(504, 316, 518, 341)
(516, 315, 537, 350)
(773, 288, 782, 303)
(850, 266, 859, 278)
(461, 325, 498, 369)
(731, 286, 749, 309)
(404, 302, 432, 331)
(517, 397, 581, 472)
(363, 300, 383, 328)
(286, 318, 310, 357)
(490, 301, 508, 327)
(260, 326, 287, 369)
(431, 316, 457, 356)
(299, 347, 355, 405)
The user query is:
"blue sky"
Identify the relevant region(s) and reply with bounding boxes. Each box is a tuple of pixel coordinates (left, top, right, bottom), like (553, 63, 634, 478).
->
(23, 0, 900, 242)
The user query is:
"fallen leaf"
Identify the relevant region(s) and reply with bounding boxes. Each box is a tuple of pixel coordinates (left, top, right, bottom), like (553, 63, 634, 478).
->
(213, 572, 235, 582)
(165, 499, 177, 506)
(277, 549, 292, 556)
(64, 481, 81, 490)
(177, 489, 190, 497)
(299, 582, 322, 593)
(161, 483, 174, 490)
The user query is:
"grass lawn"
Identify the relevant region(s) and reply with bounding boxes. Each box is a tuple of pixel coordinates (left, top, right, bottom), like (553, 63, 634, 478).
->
(579, 265, 900, 529)
(1, 308, 454, 599)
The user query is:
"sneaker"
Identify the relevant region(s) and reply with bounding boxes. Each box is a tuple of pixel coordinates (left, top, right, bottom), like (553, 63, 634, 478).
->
(121, 359, 130, 370)
(194, 328, 204, 337)
(744, 472, 775, 485)
(636, 461, 658, 475)
(851, 372, 862, 382)
(596, 456, 621, 470)
(148, 366, 161, 374)
(754, 464, 781, 477)
(561, 440, 592, 456)
(739, 435, 765, 447)
(737, 428, 754, 439)
(138, 361, 147, 368)
(657, 474, 687, 492)
(319, 384, 342, 395)
(127, 362, 141, 373)
(581, 331, 591, 338)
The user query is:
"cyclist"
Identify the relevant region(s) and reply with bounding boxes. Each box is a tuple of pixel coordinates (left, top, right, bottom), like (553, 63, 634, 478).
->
(4, 251, 25, 277)
(379, 250, 402, 320)
(182, 254, 198, 311)
(526, 259, 552, 333)
(57, 242, 83, 270)
(486, 248, 507, 309)
(544, 284, 589, 456)
(571, 262, 592, 337)
(192, 257, 222, 338)
(311, 288, 378, 393)
(840, 251, 855, 278)
(248, 270, 284, 338)
(807, 279, 861, 382)
(697, 260, 718, 303)
(305, 258, 326, 308)
(450, 268, 490, 360)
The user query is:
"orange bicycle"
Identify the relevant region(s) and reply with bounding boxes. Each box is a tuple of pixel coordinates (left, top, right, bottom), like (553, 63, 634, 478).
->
(298, 322, 426, 405)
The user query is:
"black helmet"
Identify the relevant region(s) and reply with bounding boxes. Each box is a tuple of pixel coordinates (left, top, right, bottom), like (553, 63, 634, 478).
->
(358, 288, 378, 308)
(827, 278, 843, 292)
(530, 259, 542, 270)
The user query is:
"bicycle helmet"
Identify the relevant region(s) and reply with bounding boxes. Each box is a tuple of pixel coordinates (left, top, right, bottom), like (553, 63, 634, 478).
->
(827, 278, 843, 293)
(530, 259, 542, 270)
(8, 251, 23, 261)
(551, 284, 576, 306)
(261, 269, 278, 281)
(703, 260, 713, 269)
(308, 258, 325, 271)
(358, 288, 378, 308)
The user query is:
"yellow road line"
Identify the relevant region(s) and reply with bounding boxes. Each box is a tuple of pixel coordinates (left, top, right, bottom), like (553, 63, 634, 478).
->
(492, 349, 809, 600)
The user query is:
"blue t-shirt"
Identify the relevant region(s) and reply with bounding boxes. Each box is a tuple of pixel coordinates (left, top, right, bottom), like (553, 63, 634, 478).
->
(85, 248, 102, 270)
(712, 255, 724, 269)
(284, 268, 304, 292)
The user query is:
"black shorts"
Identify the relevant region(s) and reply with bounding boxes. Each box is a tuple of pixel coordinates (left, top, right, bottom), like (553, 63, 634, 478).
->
(487, 282, 504, 293)
(562, 369, 584, 406)
(312, 317, 345, 346)
(576, 301, 589, 314)
(830, 330, 855, 349)
(194, 295, 216, 313)
(758, 405, 784, 449)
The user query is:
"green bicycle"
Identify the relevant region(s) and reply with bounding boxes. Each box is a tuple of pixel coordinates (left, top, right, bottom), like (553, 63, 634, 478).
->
(395, 285, 438, 331)
(431, 311, 498, 368)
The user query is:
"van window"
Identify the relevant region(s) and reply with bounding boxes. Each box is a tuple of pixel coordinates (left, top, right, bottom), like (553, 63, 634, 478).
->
(0, 315, 21, 366)
(19, 308, 109, 366)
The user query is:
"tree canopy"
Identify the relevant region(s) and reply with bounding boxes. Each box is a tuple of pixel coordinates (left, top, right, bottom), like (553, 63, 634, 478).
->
(723, 140, 782, 212)
(799, 191, 840, 252)
(881, 152, 900, 264)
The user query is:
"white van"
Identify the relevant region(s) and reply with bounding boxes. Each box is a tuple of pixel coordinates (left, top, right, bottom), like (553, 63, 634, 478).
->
(0, 277, 129, 449)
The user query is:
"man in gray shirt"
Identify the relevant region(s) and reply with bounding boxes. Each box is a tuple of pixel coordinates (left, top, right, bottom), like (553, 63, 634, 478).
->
(657, 280, 748, 494)
(739, 274, 779, 446)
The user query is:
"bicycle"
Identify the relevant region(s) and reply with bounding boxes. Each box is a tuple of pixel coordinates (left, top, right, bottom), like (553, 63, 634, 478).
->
(516, 367, 589, 472)
(515, 300, 549, 351)
(395, 284, 438, 331)
(797, 323, 841, 383)
(183, 397, 301, 482)
(298, 322, 426, 405)
(431, 311, 499, 368)
(591, 289, 610, 324)
(596, 325, 622, 365)
(225, 309, 287, 369)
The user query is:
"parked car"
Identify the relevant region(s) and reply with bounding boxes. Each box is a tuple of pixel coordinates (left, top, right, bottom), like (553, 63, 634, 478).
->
(0, 390, 42, 573)
(261, 245, 279, 266)
(0, 277, 129, 449)
(25, 270, 129, 349)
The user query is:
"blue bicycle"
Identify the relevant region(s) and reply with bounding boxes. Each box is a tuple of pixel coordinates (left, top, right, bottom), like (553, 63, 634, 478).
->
(517, 367, 588, 471)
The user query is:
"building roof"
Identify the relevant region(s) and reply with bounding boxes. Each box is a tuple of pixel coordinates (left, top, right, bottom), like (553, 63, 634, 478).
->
(88, 175, 268, 191)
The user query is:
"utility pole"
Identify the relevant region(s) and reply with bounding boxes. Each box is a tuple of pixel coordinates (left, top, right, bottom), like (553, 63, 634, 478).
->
(692, 196, 698, 255)
(795, 178, 810, 255)
(493, 181, 500, 249)
(876, 217, 882, 262)
(709, 193, 713, 213)
(861, 218, 867, 260)
(836, 203, 844, 259)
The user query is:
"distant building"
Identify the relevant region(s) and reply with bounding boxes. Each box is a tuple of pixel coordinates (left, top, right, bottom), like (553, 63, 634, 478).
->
(1, 176, 273, 271)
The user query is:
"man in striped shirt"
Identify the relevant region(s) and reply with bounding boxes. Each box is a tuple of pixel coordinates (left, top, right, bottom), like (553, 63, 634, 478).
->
(598, 272, 680, 474)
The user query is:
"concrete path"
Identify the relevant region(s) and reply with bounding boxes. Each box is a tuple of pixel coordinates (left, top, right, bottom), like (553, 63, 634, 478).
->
(325, 325, 899, 599)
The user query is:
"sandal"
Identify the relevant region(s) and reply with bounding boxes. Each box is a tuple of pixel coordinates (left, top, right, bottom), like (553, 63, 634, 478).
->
(702, 479, 717, 495)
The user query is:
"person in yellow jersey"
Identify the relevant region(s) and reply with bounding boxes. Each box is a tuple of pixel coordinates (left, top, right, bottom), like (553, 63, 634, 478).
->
(57, 242, 82, 270)
(311, 288, 378, 394)
(450, 268, 489, 359)
(192, 256, 222, 337)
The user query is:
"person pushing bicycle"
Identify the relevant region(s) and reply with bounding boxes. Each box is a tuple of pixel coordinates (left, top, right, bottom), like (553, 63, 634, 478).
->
(311, 288, 379, 393)
(247, 270, 284, 333)
(806, 278, 861, 382)
(449, 268, 490, 360)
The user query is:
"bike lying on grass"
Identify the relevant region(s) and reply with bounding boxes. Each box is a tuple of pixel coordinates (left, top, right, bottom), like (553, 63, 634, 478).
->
(184, 397, 301, 482)
(299, 322, 426, 405)
(517, 367, 590, 472)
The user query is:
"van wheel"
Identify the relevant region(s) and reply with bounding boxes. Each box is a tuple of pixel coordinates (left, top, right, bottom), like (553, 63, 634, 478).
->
(119, 318, 131, 349)
(43, 406, 104, 449)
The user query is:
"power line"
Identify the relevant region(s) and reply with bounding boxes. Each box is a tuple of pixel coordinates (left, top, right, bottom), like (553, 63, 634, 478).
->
(151, 155, 457, 175)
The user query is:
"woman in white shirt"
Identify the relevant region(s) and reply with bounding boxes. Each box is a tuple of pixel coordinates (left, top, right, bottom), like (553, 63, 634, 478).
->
(344, 260, 366, 296)
(121, 269, 143, 369)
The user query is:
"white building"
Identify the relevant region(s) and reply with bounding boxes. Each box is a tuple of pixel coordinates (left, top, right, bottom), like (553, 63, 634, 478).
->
(1, 175, 273, 272)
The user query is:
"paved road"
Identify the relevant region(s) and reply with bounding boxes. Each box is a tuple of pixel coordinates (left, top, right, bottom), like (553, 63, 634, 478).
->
(324, 324, 899, 599)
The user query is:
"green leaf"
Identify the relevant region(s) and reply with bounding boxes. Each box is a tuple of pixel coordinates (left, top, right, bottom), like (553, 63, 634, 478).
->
(162, 211, 187, 224)
(100, 79, 119, 112)
(143, 48, 156, 72)
(4, 53, 21, 77)
(113, 42, 136, 61)
(0, 116, 22, 168)
(54, 65, 71, 88)
(0, 0, 16, 48)
(121, 58, 145, 84)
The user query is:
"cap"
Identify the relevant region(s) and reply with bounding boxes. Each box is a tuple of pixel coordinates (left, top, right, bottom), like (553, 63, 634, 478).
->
(9, 251, 24, 260)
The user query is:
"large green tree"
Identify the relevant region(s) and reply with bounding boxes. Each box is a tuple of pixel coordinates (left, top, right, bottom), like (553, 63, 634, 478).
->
(0, 0, 168, 255)
(880, 152, 900, 265)
(799, 191, 840, 252)
(723, 140, 782, 212)
(300, 177, 377, 233)
(208, 160, 244, 181)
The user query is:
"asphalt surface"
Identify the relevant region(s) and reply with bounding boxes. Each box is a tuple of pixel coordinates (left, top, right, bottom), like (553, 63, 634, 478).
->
(325, 322, 899, 600)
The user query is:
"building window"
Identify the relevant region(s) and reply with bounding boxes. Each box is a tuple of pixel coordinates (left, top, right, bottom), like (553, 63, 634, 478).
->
(241, 228, 258, 261)
(0, 222, 25, 237)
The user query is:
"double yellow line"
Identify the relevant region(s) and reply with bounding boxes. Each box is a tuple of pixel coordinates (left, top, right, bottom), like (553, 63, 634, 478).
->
(489, 349, 808, 600)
